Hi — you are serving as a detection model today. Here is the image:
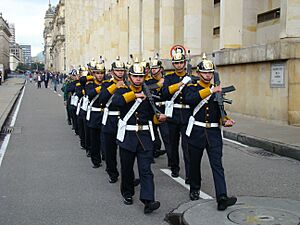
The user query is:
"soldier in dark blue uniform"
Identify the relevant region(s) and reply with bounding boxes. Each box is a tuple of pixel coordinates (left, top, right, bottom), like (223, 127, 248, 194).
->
(161, 50, 192, 183)
(183, 56, 237, 211)
(99, 57, 126, 183)
(66, 69, 80, 135)
(75, 66, 92, 156)
(146, 58, 171, 163)
(112, 60, 166, 214)
(85, 60, 106, 168)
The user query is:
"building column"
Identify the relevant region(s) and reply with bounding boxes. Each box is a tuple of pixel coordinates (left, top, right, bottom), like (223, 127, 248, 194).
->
(128, 0, 142, 59)
(142, 0, 155, 60)
(159, 0, 175, 58)
(184, 0, 213, 55)
(280, 0, 300, 38)
(118, 0, 129, 62)
(220, 0, 243, 49)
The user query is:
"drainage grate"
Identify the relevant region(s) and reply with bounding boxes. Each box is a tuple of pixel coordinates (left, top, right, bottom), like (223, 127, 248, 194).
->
(1, 126, 14, 134)
(251, 149, 276, 157)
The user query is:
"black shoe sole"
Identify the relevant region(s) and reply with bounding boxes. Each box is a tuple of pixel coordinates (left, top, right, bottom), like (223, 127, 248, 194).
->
(144, 201, 160, 214)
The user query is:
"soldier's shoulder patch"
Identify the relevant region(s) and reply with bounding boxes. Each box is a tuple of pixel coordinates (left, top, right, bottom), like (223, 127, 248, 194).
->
(117, 85, 128, 89)
(165, 71, 175, 76)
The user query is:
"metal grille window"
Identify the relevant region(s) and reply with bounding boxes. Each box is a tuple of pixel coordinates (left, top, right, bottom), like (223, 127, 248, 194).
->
(257, 8, 280, 23)
(213, 26, 220, 35)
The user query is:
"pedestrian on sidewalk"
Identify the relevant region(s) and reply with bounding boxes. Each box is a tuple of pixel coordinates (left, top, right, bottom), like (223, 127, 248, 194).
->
(183, 55, 237, 211)
(37, 73, 42, 88)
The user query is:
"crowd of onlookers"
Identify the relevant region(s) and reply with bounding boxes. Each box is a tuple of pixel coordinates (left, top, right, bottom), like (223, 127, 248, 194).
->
(28, 71, 66, 91)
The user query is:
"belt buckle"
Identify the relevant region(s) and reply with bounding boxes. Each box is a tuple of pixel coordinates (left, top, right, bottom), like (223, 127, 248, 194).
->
(137, 124, 143, 131)
(206, 123, 211, 128)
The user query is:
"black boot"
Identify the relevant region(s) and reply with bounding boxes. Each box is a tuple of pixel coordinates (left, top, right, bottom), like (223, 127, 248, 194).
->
(217, 196, 237, 211)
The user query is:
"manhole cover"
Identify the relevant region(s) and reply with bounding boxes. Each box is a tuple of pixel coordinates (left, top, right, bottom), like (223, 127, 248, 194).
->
(228, 207, 300, 224)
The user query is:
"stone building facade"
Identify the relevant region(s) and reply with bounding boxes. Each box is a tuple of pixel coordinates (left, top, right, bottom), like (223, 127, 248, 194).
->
(44, 1, 65, 72)
(0, 13, 12, 76)
(44, 0, 300, 125)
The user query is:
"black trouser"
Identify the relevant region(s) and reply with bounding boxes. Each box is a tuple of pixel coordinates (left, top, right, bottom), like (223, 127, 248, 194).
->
(70, 106, 78, 134)
(89, 127, 102, 166)
(66, 101, 72, 125)
(103, 132, 119, 179)
(156, 123, 171, 166)
(120, 145, 154, 202)
(189, 144, 227, 199)
(168, 122, 190, 179)
(77, 114, 85, 149)
(83, 114, 91, 153)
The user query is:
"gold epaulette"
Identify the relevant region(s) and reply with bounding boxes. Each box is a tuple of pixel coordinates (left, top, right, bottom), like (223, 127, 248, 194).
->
(165, 71, 175, 76)
(187, 83, 196, 87)
(102, 79, 111, 83)
(117, 85, 128, 89)
(86, 81, 93, 84)
(76, 83, 81, 87)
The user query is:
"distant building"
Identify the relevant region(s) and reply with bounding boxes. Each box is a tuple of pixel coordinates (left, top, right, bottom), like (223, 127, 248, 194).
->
(10, 43, 24, 71)
(9, 23, 15, 44)
(20, 45, 32, 64)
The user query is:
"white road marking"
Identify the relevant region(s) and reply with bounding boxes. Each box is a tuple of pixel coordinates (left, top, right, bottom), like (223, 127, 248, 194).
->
(160, 168, 213, 200)
(223, 138, 249, 148)
(0, 85, 26, 167)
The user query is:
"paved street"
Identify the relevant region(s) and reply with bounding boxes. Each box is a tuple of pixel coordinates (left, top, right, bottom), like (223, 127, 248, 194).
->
(0, 82, 299, 225)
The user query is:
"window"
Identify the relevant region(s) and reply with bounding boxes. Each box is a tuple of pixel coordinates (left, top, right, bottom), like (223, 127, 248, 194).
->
(214, 0, 220, 4)
(213, 26, 220, 36)
(257, 8, 280, 23)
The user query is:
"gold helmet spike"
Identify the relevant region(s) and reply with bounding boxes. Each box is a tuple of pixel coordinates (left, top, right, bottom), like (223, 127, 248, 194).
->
(134, 57, 139, 63)
(202, 53, 207, 60)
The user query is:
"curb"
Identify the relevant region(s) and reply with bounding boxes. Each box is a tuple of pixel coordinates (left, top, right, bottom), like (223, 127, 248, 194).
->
(0, 81, 25, 131)
(224, 130, 300, 161)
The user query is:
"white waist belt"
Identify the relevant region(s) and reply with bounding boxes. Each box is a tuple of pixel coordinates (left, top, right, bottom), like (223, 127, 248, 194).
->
(155, 102, 165, 106)
(91, 107, 104, 112)
(126, 125, 149, 131)
(194, 121, 219, 128)
(173, 103, 190, 109)
(108, 111, 120, 116)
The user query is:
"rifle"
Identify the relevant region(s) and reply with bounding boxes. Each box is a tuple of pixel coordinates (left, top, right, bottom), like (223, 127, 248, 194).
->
(212, 53, 236, 124)
(128, 54, 162, 117)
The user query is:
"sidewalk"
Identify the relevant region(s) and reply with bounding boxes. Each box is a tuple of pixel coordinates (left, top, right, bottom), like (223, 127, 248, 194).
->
(0, 77, 25, 131)
(224, 112, 300, 160)
(0, 77, 299, 161)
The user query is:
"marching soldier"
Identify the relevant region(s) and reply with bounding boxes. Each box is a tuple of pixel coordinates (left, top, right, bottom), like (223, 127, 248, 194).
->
(112, 59, 166, 214)
(76, 66, 91, 156)
(146, 58, 170, 163)
(183, 56, 237, 210)
(62, 70, 76, 126)
(66, 69, 80, 135)
(161, 49, 192, 184)
(99, 57, 126, 183)
(85, 60, 106, 168)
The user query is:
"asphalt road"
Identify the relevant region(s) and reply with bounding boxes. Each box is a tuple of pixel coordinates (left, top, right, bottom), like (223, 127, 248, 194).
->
(0, 82, 299, 225)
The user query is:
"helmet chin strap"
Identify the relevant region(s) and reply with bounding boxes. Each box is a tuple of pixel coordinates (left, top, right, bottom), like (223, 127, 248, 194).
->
(200, 74, 212, 83)
(129, 75, 142, 88)
(112, 71, 123, 81)
(151, 68, 161, 76)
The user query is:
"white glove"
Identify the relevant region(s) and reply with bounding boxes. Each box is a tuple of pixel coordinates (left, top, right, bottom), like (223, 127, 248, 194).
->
(181, 76, 191, 85)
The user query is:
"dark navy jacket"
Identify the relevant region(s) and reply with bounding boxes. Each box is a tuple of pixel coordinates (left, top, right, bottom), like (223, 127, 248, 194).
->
(112, 85, 157, 152)
(85, 80, 103, 129)
(183, 81, 223, 148)
(99, 79, 120, 135)
(161, 71, 192, 124)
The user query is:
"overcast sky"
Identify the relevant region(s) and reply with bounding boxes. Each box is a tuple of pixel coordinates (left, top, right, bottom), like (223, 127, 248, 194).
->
(1, 0, 60, 56)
